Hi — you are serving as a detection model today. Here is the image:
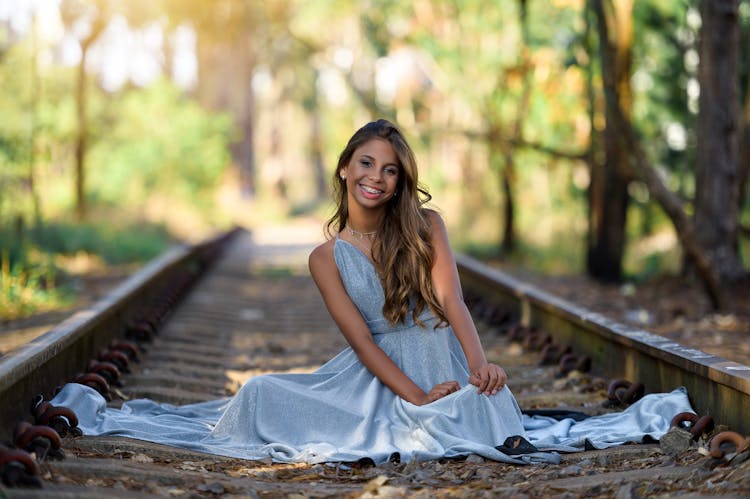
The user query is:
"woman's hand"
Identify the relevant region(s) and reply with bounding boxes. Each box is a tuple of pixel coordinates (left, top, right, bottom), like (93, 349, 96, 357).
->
(417, 380, 460, 405)
(469, 363, 507, 396)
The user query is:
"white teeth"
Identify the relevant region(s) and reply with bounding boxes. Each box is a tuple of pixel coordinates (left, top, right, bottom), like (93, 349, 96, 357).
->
(361, 185, 382, 194)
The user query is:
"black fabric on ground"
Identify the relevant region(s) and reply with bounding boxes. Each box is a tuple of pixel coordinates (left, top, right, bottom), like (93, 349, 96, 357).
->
(496, 435, 539, 455)
(522, 408, 590, 422)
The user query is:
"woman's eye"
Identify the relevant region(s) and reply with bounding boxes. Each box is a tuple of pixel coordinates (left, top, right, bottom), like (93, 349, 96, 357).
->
(386, 168, 398, 175)
(361, 161, 371, 168)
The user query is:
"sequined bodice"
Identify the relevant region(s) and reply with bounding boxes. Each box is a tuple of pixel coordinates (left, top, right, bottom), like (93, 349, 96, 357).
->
(333, 238, 434, 334)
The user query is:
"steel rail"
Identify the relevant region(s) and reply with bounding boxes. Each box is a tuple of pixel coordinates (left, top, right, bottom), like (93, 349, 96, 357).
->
(0, 229, 239, 443)
(1, 233, 749, 495)
(456, 252, 750, 436)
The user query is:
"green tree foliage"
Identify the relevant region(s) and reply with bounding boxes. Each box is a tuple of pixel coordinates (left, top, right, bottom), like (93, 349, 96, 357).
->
(0, 13, 232, 320)
(88, 79, 232, 208)
(1, 0, 747, 320)
(0, 37, 38, 224)
(632, 0, 698, 181)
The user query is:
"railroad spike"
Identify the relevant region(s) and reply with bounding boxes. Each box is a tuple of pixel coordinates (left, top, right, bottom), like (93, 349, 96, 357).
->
(33, 399, 81, 437)
(87, 360, 123, 387)
(110, 340, 142, 361)
(74, 372, 112, 401)
(98, 350, 131, 373)
(690, 416, 715, 440)
(709, 431, 750, 460)
(621, 381, 645, 404)
(670, 411, 699, 429)
(557, 353, 590, 377)
(13, 422, 64, 461)
(0, 445, 42, 488)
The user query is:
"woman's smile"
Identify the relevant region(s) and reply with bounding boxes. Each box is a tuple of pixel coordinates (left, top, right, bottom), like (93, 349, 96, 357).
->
(341, 138, 400, 209)
(358, 183, 385, 198)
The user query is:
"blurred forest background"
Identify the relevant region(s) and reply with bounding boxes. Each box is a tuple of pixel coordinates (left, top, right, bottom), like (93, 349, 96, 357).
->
(0, 0, 748, 321)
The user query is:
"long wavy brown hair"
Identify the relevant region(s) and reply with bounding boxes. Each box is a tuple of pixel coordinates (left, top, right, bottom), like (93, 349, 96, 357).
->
(326, 119, 448, 328)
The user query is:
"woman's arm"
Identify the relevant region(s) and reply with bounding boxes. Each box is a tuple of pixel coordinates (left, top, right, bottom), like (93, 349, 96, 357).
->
(426, 210, 507, 396)
(309, 241, 458, 406)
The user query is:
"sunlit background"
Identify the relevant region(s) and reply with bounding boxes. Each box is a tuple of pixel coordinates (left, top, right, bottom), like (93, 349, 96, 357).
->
(1, 0, 747, 320)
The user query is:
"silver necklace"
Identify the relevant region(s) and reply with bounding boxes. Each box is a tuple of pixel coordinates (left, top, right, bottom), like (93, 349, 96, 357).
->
(345, 225, 377, 257)
(346, 225, 377, 240)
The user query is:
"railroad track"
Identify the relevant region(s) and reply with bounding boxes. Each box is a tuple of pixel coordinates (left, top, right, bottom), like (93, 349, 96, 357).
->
(1, 227, 749, 497)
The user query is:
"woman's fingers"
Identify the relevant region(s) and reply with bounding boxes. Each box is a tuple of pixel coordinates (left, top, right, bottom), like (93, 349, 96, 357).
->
(471, 369, 489, 394)
(490, 367, 506, 394)
(435, 381, 459, 396)
(470, 365, 507, 395)
(486, 369, 498, 395)
(469, 369, 488, 393)
(491, 366, 507, 394)
(496, 367, 507, 389)
(426, 381, 460, 403)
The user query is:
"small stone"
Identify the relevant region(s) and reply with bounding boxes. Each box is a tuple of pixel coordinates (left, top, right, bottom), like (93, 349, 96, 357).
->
(559, 465, 582, 476)
(506, 471, 527, 483)
(460, 468, 476, 480)
(361, 485, 407, 498)
(197, 482, 225, 495)
(659, 427, 693, 456)
(465, 454, 485, 464)
(475, 467, 494, 480)
(553, 379, 569, 390)
(438, 470, 459, 481)
(131, 453, 153, 463)
(643, 482, 666, 495)
(409, 469, 436, 483)
(729, 449, 750, 465)
(615, 482, 633, 499)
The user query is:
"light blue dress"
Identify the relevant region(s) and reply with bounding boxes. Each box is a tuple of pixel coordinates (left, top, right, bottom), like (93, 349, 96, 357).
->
(51, 238, 694, 464)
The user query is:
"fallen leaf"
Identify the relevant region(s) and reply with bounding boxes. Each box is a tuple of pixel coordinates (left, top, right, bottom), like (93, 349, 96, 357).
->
(363, 474, 390, 494)
(131, 453, 153, 464)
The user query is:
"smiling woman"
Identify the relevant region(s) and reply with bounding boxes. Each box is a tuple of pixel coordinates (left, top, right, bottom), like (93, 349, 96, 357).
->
(322, 120, 447, 331)
(341, 140, 400, 209)
(52, 120, 694, 466)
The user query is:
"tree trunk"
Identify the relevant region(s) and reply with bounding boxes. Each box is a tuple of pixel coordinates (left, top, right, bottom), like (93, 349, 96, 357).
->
(736, 77, 749, 241)
(487, 126, 516, 254)
(500, 165, 515, 254)
(591, 0, 728, 308)
(74, 41, 89, 221)
(497, 0, 532, 254)
(71, 8, 106, 221)
(609, 103, 726, 307)
(740, 33, 750, 219)
(28, 12, 41, 229)
(739, 70, 750, 216)
(309, 72, 327, 201)
(583, 0, 601, 244)
(695, 0, 744, 280)
(587, 0, 634, 283)
(235, 76, 256, 198)
(195, 34, 257, 198)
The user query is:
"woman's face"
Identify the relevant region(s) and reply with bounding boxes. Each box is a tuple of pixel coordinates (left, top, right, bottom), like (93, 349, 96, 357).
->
(341, 138, 400, 210)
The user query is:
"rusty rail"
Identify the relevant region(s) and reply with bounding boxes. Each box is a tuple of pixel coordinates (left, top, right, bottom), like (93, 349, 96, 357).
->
(0, 228, 240, 443)
(455, 252, 750, 436)
(1, 230, 748, 496)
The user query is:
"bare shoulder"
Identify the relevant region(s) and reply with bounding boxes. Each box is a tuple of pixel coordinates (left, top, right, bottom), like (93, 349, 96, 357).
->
(309, 238, 337, 275)
(422, 208, 448, 236)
